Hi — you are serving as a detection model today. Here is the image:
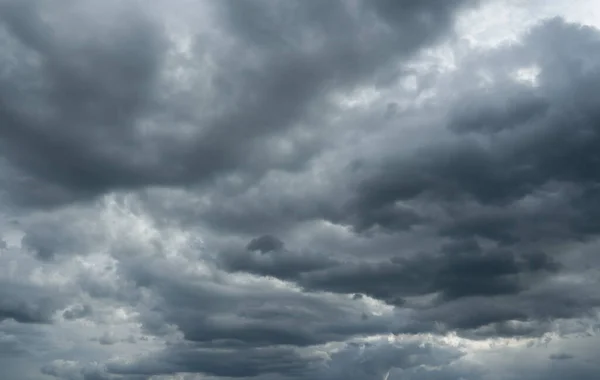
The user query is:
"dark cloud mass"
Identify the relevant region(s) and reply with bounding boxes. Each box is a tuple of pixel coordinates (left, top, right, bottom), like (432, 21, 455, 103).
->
(246, 235, 285, 253)
(0, 282, 63, 324)
(0, 0, 475, 208)
(1, 0, 600, 379)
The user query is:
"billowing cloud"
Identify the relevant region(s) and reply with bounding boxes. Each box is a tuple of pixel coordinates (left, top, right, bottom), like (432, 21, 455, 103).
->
(1, 0, 600, 379)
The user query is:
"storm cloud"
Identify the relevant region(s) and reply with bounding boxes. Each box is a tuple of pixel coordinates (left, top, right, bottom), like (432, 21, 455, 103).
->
(1, 0, 600, 379)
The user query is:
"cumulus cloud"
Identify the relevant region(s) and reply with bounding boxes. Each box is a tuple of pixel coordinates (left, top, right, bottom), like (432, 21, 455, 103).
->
(1, 0, 600, 379)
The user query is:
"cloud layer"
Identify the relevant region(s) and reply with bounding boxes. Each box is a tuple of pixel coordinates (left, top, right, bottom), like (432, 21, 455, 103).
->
(1, 0, 600, 379)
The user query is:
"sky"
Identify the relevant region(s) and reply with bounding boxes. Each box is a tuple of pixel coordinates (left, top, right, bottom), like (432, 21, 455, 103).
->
(1, 0, 600, 379)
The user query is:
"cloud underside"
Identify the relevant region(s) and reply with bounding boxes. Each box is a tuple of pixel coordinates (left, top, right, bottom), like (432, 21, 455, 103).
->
(1, 0, 600, 379)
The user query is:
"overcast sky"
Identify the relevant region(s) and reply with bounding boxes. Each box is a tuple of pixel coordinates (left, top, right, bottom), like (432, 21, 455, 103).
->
(1, 0, 600, 379)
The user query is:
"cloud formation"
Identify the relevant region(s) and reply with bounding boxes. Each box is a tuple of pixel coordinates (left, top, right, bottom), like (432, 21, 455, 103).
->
(1, 0, 600, 379)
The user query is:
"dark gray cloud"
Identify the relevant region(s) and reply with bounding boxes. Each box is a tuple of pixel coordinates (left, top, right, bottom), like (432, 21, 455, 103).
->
(118, 252, 394, 349)
(108, 344, 322, 378)
(550, 353, 575, 361)
(0, 0, 476, 208)
(101, 337, 464, 380)
(219, 235, 338, 280)
(220, 236, 564, 333)
(2, 1, 600, 380)
(0, 0, 166, 206)
(342, 18, 600, 234)
(448, 90, 550, 134)
(0, 281, 65, 324)
(246, 234, 285, 253)
(203, 17, 600, 344)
